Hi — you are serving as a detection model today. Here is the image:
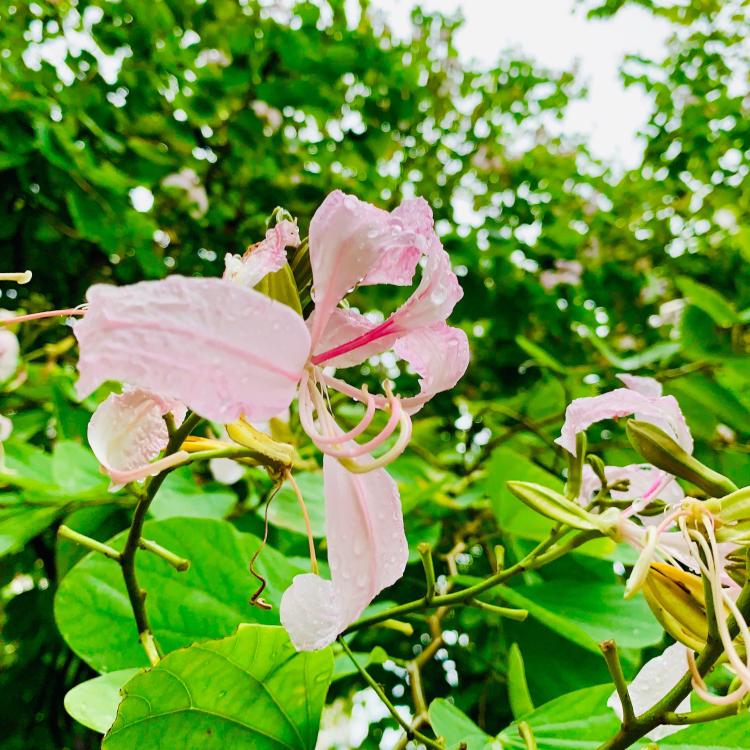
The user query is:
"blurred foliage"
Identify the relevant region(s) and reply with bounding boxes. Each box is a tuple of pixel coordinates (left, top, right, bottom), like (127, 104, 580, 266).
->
(1, 0, 750, 748)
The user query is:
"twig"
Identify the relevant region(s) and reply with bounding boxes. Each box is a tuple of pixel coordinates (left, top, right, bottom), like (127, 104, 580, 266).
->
(600, 640, 635, 728)
(519, 721, 538, 750)
(338, 637, 444, 750)
(138, 537, 190, 571)
(58, 525, 121, 561)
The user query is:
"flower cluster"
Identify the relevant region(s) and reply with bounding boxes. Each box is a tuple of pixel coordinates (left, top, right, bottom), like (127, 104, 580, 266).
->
(510, 374, 750, 739)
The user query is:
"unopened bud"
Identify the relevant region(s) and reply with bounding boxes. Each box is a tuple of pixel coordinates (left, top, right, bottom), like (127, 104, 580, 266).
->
(586, 454, 607, 485)
(506, 481, 618, 535)
(626, 420, 738, 497)
(643, 562, 708, 652)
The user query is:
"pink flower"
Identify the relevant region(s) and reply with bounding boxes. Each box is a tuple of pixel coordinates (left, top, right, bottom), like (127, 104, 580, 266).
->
(87, 387, 188, 491)
(556, 375, 692, 457)
(70, 191, 468, 649)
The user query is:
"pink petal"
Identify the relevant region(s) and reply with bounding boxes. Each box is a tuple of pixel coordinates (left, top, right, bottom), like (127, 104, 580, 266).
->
(394, 323, 470, 414)
(617, 374, 663, 397)
(279, 574, 343, 652)
(308, 191, 436, 348)
(310, 308, 399, 369)
(88, 387, 186, 489)
(555, 388, 693, 456)
(325, 456, 408, 623)
(607, 643, 690, 741)
(223, 219, 300, 289)
(578, 463, 685, 507)
(280, 458, 408, 651)
(312, 243, 463, 368)
(0, 328, 19, 382)
(74, 276, 310, 423)
(359, 198, 434, 287)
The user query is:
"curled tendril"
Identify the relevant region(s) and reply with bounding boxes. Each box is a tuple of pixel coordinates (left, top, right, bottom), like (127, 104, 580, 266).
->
(249, 480, 284, 610)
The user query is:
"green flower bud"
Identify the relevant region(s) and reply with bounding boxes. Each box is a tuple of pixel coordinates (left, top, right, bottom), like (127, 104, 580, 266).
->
(626, 420, 738, 497)
(565, 432, 587, 500)
(506, 481, 618, 535)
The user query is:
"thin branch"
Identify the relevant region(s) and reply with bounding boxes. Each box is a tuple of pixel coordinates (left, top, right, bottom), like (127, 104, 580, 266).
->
(338, 637, 444, 750)
(519, 721, 538, 750)
(58, 525, 121, 561)
(600, 640, 635, 728)
(138, 538, 190, 571)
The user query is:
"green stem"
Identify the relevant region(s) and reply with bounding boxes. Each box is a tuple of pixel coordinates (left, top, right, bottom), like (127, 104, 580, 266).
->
(519, 721, 538, 750)
(139, 537, 190, 571)
(344, 530, 597, 633)
(119, 412, 201, 665)
(469, 598, 528, 621)
(338, 637, 444, 750)
(418, 543, 436, 603)
(58, 525, 121, 561)
(600, 640, 635, 728)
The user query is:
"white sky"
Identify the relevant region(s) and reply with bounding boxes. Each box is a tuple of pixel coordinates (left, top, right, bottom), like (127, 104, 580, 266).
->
(372, 0, 673, 167)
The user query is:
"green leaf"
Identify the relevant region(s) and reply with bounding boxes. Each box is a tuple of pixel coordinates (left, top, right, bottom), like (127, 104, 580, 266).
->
(263, 471, 325, 537)
(52, 440, 110, 495)
(428, 699, 495, 750)
(507, 643, 534, 719)
(54, 517, 306, 671)
(676, 276, 739, 328)
(515, 335, 566, 374)
(498, 685, 622, 748)
(332, 646, 388, 681)
(149, 467, 236, 520)
(495, 581, 662, 652)
(102, 625, 332, 750)
(0, 503, 60, 557)
(64, 669, 140, 734)
(485, 447, 562, 541)
(660, 714, 750, 747)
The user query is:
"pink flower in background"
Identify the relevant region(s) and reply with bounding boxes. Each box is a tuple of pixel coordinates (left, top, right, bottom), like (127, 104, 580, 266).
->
(69, 190, 469, 650)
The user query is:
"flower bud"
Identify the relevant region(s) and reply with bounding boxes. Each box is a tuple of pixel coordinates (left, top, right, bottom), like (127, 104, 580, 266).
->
(586, 454, 607, 485)
(643, 562, 708, 652)
(626, 420, 738, 497)
(506, 481, 618, 535)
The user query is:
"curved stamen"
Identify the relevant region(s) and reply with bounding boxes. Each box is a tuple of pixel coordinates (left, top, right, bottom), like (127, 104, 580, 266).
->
(338, 388, 412, 473)
(0, 307, 86, 325)
(687, 650, 749, 705)
(298, 371, 377, 446)
(308, 381, 402, 459)
(286, 470, 318, 575)
(681, 515, 750, 700)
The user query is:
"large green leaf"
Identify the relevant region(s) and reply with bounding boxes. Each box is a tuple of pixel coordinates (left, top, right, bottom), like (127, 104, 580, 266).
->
(149, 467, 236, 520)
(0, 502, 60, 557)
(102, 625, 332, 750)
(675, 276, 738, 328)
(498, 685, 625, 748)
(499, 684, 750, 748)
(55, 517, 306, 671)
(64, 669, 140, 734)
(496, 581, 662, 652)
(485, 447, 562, 541)
(428, 699, 495, 750)
(263, 471, 325, 537)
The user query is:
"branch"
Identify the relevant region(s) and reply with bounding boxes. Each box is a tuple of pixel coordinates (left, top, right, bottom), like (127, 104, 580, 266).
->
(344, 529, 598, 634)
(600, 640, 634, 728)
(338, 637, 444, 750)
